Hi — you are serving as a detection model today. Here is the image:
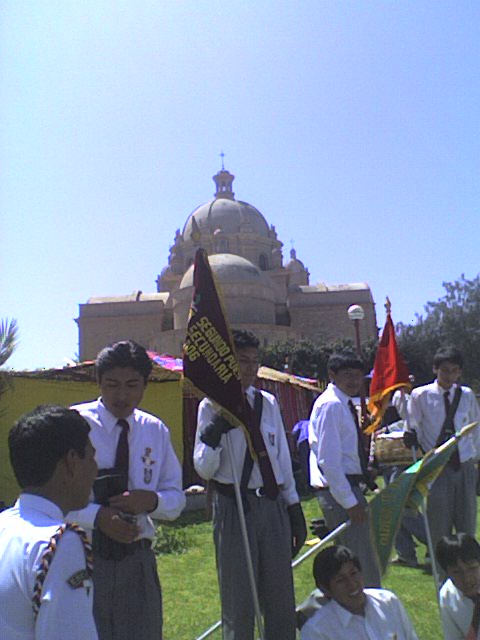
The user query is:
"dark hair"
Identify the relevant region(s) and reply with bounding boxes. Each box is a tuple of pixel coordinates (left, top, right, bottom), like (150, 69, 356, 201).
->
(313, 545, 362, 590)
(433, 346, 463, 369)
(232, 329, 260, 351)
(327, 352, 364, 374)
(436, 533, 480, 572)
(8, 405, 91, 488)
(96, 340, 152, 384)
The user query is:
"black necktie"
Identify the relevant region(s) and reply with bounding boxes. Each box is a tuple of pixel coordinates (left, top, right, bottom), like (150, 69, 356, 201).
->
(444, 391, 461, 471)
(348, 400, 374, 488)
(243, 393, 279, 500)
(115, 419, 130, 478)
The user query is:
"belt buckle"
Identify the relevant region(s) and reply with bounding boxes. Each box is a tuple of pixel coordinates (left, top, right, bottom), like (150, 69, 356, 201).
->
(255, 487, 264, 497)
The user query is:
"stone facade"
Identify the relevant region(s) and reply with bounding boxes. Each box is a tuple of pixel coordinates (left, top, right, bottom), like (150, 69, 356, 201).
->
(76, 168, 377, 360)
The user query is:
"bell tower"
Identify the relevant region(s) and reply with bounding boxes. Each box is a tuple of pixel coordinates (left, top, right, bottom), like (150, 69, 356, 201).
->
(212, 157, 235, 200)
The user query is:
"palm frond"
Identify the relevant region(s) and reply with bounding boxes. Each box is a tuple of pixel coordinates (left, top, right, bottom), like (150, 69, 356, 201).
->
(0, 318, 19, 367)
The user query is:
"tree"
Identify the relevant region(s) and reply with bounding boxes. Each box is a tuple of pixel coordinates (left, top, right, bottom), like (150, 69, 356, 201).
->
(260, 336, 377, 383)
(0, 318, 18, 367)
(397, 274, 480, 390)
(0, 318, 19, 411)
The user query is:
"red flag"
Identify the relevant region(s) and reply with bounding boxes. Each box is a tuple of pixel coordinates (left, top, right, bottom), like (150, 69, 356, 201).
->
(182, 248, 255, 457)
(366, 313, 410, 434)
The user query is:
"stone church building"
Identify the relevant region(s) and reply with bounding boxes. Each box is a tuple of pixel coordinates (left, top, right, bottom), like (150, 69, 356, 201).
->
(76, 167, 377, 360)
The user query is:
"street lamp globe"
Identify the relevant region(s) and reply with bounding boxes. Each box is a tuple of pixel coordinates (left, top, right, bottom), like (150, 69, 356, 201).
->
(347, 304, 365, 322)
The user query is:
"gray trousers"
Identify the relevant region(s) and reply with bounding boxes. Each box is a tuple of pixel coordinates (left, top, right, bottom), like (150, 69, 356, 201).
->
(426, 459, 477, 555)
(93, 546, 162, 640)
(213, 491, 296, 640)
(316, 487, 382, 588)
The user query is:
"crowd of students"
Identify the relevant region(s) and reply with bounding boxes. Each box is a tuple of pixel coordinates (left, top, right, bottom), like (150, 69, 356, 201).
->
(0, 336, 479, 639)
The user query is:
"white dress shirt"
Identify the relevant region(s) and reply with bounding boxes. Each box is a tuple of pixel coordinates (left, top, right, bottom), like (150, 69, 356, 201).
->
(300, 588, 419, 640)
(440, 578, 474, 640)
(408, 381, 480, 462)
(0, 494, 98, 640)
(67, 399, 185, 539)
(392, 389, 410, 421)
(308, 383, 362, 510)
(193, 386, 299, 506)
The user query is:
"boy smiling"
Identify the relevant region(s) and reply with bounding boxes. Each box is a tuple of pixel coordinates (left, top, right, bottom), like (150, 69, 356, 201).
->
(300, 546, 418, 640)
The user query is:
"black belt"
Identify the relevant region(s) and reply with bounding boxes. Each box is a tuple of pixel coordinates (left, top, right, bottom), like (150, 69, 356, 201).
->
(211, 480, 280, 499)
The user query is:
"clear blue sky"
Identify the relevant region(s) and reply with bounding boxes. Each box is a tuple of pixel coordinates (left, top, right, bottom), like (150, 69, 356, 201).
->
(1, 1, 479, 370)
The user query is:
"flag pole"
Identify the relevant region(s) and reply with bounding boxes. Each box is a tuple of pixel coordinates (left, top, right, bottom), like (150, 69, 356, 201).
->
(400, 388, 441, 599)
(224, 432, 265, 640)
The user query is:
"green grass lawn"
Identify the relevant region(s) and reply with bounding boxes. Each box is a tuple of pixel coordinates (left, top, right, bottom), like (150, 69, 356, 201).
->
(158, 494, 448, 639)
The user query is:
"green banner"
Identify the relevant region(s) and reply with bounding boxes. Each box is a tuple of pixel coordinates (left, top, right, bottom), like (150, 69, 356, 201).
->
(369, 461, 420, 574)
(369, 422, 478, 574)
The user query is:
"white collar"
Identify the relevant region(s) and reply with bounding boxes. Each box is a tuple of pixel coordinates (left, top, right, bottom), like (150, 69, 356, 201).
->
(433, 381, 457, 397)
(97, 398, 134, 432)
(330, 597, 367, 628)
(244, 386, 256, 400)
(17, 493, 64, 521)
(330, 382, 354, 406)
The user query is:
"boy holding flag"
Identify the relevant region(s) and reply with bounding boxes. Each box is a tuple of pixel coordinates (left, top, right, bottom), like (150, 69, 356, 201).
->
(185, 249, 305, 640)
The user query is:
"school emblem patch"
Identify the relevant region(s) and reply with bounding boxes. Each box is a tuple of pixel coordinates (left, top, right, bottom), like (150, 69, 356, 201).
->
(68, 569, 92, 595)
(142, 447, 156, 484)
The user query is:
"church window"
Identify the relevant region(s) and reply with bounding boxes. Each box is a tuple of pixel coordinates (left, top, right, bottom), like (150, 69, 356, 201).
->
(259, 254, 269, 271)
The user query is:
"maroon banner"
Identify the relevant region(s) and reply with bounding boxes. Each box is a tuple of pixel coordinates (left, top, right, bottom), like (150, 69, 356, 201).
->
(182, 248, 255, 456)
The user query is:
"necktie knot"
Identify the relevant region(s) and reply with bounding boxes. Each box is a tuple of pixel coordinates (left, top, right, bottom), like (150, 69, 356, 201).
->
(117, 419, 129, 432)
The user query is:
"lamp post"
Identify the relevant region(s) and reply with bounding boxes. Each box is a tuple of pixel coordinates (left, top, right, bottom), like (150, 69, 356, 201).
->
(347, 304, 368, 426)
(347, 304, 364, 354)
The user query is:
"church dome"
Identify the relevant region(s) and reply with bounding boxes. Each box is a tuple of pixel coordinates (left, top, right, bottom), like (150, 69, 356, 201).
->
(182, 198, 270, 240)
(175, 253, 276, 329)
(179, 253, 272, 289)
(182, 168, 269, 240)
(285, 248, 307, 273)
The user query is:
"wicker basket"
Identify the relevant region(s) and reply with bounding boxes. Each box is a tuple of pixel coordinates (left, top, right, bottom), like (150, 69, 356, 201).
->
(375, 431, 422, 466)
